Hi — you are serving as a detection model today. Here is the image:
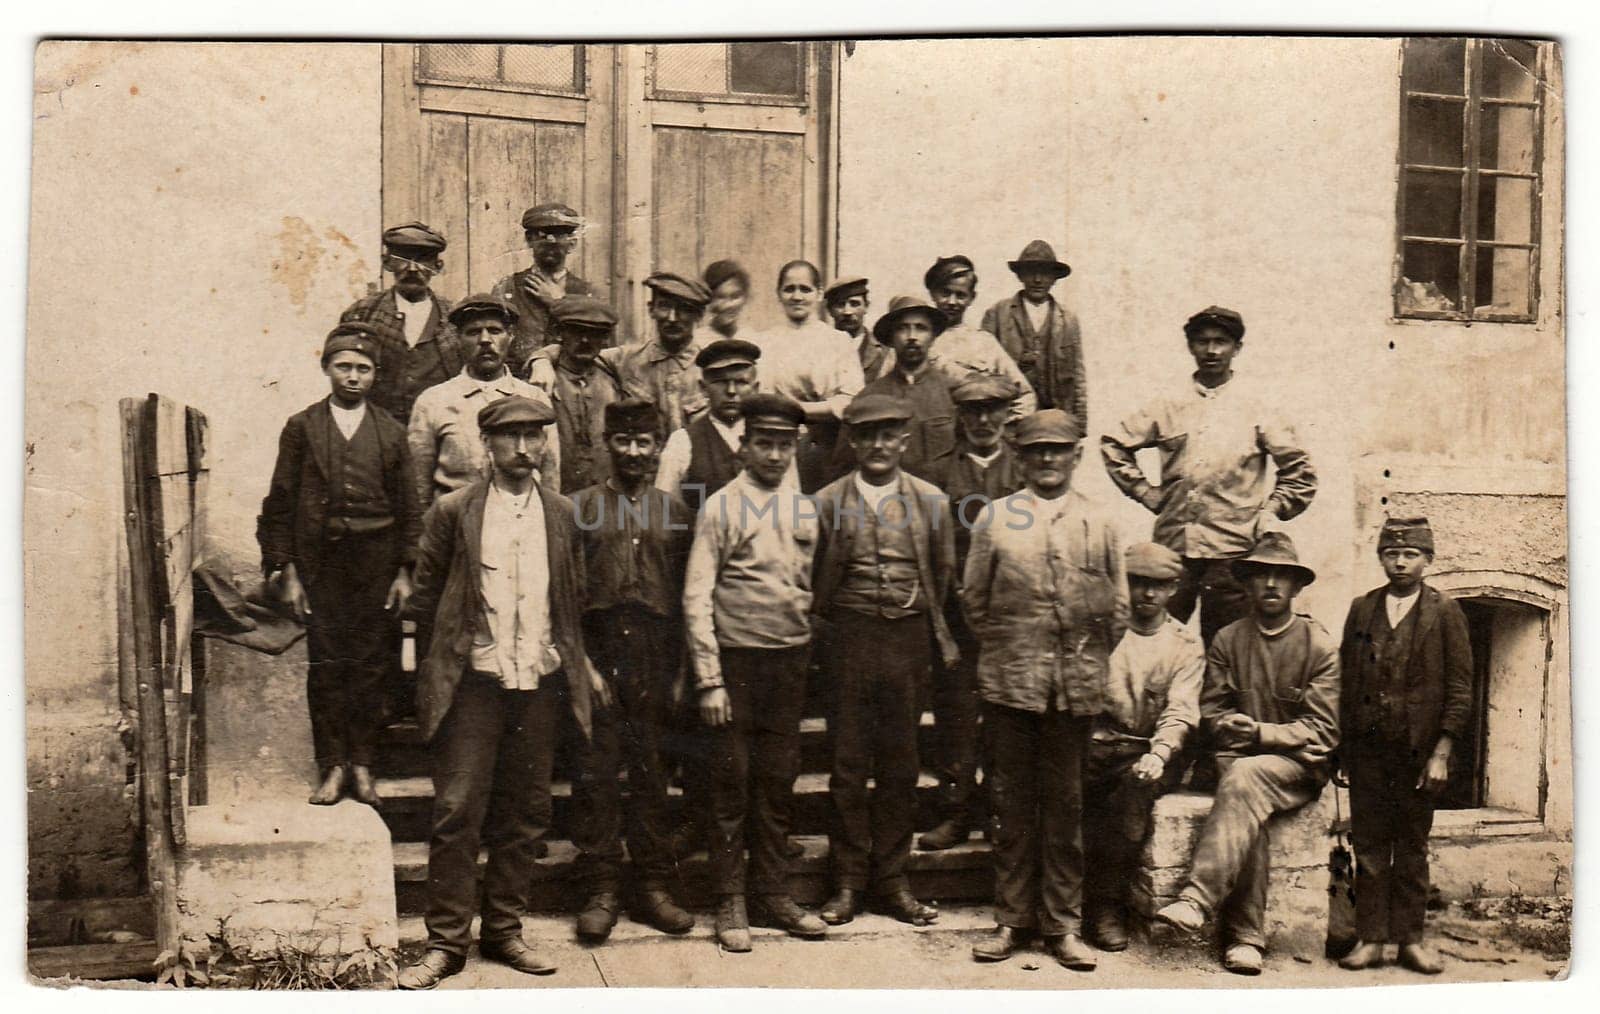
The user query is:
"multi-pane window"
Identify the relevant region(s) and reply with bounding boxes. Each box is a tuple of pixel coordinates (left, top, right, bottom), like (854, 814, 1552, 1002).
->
(652, 42, 806, 104)
(1396, 38, 1547, 322)
(416, 44, 585, 96)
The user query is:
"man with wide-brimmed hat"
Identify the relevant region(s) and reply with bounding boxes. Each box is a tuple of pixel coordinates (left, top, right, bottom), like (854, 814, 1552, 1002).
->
(902, 254, 1035, 424)
(258, 322, 421, 808)
(490, 202, 603, 379)
(1153, 531, 1340, 976)
(605, 271, 712, 435)
(838, 295, 959, 487)
(824, 275, 886, 382)
(526, 295, 627, 493)
(979, 240, 1086, 433)
(965, 409, 1126, 972)
(406, 294, 560, 509)
(397, 394, 607, 989)
(1336, 517, 1472, 976)
(811, 392, 956, 930)
(336, 222, 467, 425)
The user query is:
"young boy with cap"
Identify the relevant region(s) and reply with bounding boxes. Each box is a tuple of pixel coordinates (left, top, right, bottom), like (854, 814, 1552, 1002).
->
(683, 391, 828, 951)
(1337, 517, 1472, 976)
(1082, 542, 1203, 951)
(913, 255, 1036, 423)
(526, 295, 626, 493)
(491, 202, 602, 379)
(257, 323, 420, 807)
(606, 271, 712, 434)
(823, 276, 884, 382)
(567, 399, 697, 943)
(979, 240, 1086, 434)
(811, 392, 956, 929)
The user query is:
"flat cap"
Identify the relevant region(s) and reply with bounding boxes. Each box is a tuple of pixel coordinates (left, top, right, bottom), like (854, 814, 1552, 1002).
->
(843, 392, 914, 428)
(696, 338, 761, 373)
(603, 398, 663, 436)
(740, 392, 805, 433)
(644, 272, 712, 309)
(448, 293, 520, 328)
(872, 295, 949, 344)
(1378, 516, 1435, 554)
(381, 221, 447, 254)
(1126, 542, 1184, 581)
(550, 295, 618, 329)
(323, 321, 381, 363)
(521, 202, 583, 231)
(1184, 305, 1246, 341)
(951, 373, 1020, 406)
(824, 275, 870, 304)
(924, 254, 976, 292)
(477, 394, 555, 432)
(1013, 408, 1084, 447)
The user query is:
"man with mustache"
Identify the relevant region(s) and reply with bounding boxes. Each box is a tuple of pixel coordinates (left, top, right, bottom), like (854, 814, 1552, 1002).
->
(526, 296, 626, 494)
(1152, 532, 1340, 976)
(824, 276, 886, 383)
(980, 240, 1087, 434)
(336, 222, 466, 425)
(903, 255, 1035, 424)
(605, 272, 711, 436)
(838, 296, 958, 488)
(491, 202, 602, 381)
(567, 399, 697, 943)
(406, 295, 561, 510)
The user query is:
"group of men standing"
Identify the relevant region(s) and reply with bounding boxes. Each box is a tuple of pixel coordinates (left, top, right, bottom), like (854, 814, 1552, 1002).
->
(256, 201, 1473, 988)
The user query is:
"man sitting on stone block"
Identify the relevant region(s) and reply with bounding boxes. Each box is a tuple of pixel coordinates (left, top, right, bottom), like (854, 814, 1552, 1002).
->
(1152, 532, 1340, 976)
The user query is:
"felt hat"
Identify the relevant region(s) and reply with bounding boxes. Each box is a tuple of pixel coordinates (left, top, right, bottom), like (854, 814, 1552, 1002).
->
(1231, 531, 1316, 586)
(871, 295, 950, 344)
(1007, 239, 1070, 278)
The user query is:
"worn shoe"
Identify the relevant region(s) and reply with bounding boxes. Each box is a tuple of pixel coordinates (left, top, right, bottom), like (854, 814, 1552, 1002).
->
(821, 887, 863, 926)
(1044, 933, 1098, 971)
(715, 895, 752, 953)
(917, 819, 970, 852)
(1153, 898, 1207, 937)
(1089, 908, 1129, 952)
(752, 895, 827, 939)
(971, 926, 1026, 962)
(479, 936, 558, 975)
(1398, 942, 1444, 975)
(576, 891, 621, 942)
(1338, 940, 1386, 970)
(633, 888, 694, 935)
(348, 765, 381, 807)
(878, 889, 938, 926)
(1223, 942, 1264, 976)
(308, 765, 347, 806)
(396, 948, 465, 990)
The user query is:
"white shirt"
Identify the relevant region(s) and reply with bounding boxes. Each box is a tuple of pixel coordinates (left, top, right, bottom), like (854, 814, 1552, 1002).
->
(655, 414, 799, 496)
(329, 400, 367, 441)
(472, 481, 559, 690)
(396, 291, 432, 348)
(966, 447, 1003, 469)
(853, 471, 899, 513)
(1022, 296, 1051, 333)
(749, 318, 865, 420)
(1386, 587, 1421, 628)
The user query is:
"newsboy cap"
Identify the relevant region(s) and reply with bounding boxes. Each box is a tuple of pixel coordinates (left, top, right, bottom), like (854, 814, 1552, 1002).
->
(550, 295, 618, 330)
(381, 221, 447, 254)
(1013, 408, 1084, 447)
(1184, 305, 1246, 341)
(644, 272, 712, 309)
(924, 254, 976, 292)
(951, 373, 1020, 406)
(823, 275, 870, 304)
(477, 394, 555, 432)
(1126, 542, 1184, 581)
(448, 293, 520, 329)
(1007, 239, 1071, 278)
(843, 393, 914, 428)
(1378, 516, 1435, 555)
(604, 398, 663, 437)
(1231, 531, 1316, 586)
(521, 202, 583, 232)
(696, 338, 761, 373)
(322, 321, 381, 364)
(740, 392, 805, 434)
(872, 295, 950, 345)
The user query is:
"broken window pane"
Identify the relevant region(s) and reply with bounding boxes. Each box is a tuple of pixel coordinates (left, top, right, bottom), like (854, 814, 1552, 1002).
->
(729, 42, 804, 97)
(1475, 246, 1534, 316)
(1479, 102, 1537, 173)
(1403, 169, 1465, 239)
(1481, 39, 1541, 102)
(1404, 95, 1466, 166)
(1402, 37, 1466, 95)
(1478, 175, 1536, 244)
(1400, 242, 1463, 312)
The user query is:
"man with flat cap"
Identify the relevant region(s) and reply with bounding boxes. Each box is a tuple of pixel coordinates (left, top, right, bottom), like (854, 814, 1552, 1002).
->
(1153, 532, 1339, 976)
(656, 338, 770, 513)
(918, 372, 1027, 853)
(1336, 517, 1471, 976)
(683, 391, 828, 951)
(980, 240, 1087, 434)
(910, 255, 1036, 424)
(567, 399, 697, 943)
(605, 271, 711, 435)
(1101, 305, 1317, 647)
(824, 276, 885, 383)
(838, 295, 959, 488)
(965, 409, 1126, 972)
(1082, 541, 1203, 952)
(407, 294, 560, 510)
(337, 222, 466, 425)
(258, 322, 420, 808)
(811, 392, 954, 929)
(398, 394, 609, 990)
(526, 295, 626, 493)
(491, 202, 602, 379)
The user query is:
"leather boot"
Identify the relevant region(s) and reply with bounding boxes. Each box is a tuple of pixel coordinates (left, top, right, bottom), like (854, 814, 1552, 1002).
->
(480, 936, 558, 975)
(916, 818, 970, 852)
(396, 949, 465, 990)
(752, 895, 827, 939)
(348, 764, 381, 807)
(821, 887, 863, 926)
(1338, 940, 1386, 970)
(972, 926, 1025, 962)
(1090, 907, 1129, 952)
(309, 765, 346, 806)
(1398, 942, 1444, 975)
(716, 895, 752, 953)
(576, 891, 620, 942)
(877, 889, 938, 926)
(633, 888, 694, 935)
(1044, 933, 1098, 971)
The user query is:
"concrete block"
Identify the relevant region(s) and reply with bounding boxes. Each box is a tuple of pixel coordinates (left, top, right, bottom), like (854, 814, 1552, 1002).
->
(1429, 835, 1573, 901)
(175, 800, 396, 959)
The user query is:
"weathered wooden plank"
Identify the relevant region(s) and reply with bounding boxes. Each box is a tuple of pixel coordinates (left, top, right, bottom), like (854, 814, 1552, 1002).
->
(382, 43, 425, 248)
(419, 112, 469, 302)
(28, 940, 159, 982)
(467, 117, 545, 294)
(186, 406, 209, 571)
(703, 130, 805, 332)
(651, 127, 703, 276)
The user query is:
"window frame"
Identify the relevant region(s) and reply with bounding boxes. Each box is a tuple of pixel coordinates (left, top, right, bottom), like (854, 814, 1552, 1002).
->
(1394, 38, 1547, 324)
(648, 42, 811, 109)
(413, 43, 589, 100)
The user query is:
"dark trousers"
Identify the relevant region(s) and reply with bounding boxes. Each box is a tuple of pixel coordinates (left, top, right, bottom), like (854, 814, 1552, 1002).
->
(1180, 753, 1322, 949)
(1168, 556, 1252, 646)
(1348, 735, 1436, 944)
(573, 605, 679, 894)
(1083, 745, 1182, 913)
(929, 604, 984, 829)
(424, 670, 559, 957)
(302, 531, 399, 769)
(986, 702, 1091, 936)
(826, 612, 930, 895)
(706, 645, 809, 898)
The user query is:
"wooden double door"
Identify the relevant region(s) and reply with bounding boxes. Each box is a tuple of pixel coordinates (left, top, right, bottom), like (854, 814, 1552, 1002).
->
(382, 41, 838, 338)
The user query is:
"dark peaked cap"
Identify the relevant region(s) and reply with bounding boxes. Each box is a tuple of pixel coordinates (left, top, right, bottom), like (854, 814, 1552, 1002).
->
(696, 338, 761, 372)
(604, 398, 663, 436)
(449, 293, 520, 328)
(644, 272, 712, 308)
(522, 202, 583, 231)
(843, 393, 914, 427)
(740, 392, 805, 433)
(1184, 305, 1246, 341)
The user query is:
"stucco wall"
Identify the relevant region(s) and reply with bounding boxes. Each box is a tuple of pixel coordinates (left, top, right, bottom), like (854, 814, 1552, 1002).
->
(25, 42, 382, 900)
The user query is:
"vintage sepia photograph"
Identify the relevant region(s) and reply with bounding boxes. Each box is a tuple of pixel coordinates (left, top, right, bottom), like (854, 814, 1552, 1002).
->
(21, 32, 1572, 993)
